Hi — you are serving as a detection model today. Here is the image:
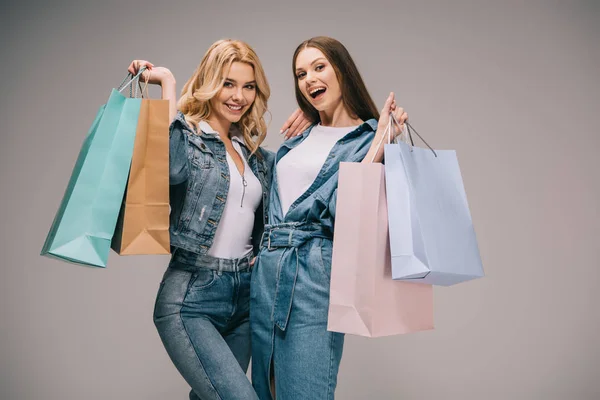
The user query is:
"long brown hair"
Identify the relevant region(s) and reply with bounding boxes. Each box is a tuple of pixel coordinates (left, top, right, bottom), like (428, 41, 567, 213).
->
(292, 36, 379, 124)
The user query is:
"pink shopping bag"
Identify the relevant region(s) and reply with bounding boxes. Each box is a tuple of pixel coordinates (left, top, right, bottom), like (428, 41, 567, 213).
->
(327, 162, 434, 337)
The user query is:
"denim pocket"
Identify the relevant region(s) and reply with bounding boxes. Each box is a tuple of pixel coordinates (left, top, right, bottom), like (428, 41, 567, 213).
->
(188, 136, 214, 169)
(187, 268, 217, 291)
(319, 238, 333, 282)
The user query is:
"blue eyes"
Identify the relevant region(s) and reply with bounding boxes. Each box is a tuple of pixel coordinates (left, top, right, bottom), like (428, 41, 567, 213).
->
(223, 82, 255, 90)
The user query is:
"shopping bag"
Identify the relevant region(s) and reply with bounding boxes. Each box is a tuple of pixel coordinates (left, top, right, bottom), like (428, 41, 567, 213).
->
(327, 161, 434, 337)
(41, 70, 146, 267)
(111, 84, 170, 255)
(384, 119, 484, 286)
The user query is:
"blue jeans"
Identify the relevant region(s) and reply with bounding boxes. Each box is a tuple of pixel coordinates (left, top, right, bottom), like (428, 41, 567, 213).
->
(251, 224, 345, 400)
(153, 248, 258, 400)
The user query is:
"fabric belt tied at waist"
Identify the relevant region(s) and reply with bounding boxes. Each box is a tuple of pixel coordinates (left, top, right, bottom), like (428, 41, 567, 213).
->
(260, 223, 332, 331)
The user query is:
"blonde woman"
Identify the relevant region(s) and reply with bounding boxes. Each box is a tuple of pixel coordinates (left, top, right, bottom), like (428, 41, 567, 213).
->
(129, 39, 308, 400)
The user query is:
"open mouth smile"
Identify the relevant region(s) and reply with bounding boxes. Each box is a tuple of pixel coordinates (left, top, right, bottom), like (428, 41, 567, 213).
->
(309, 86, 326, 99)
(226, 103, 244, 112)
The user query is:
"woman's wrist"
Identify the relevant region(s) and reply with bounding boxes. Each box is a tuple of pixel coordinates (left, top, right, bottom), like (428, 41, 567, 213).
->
(160, 74, 176, 88)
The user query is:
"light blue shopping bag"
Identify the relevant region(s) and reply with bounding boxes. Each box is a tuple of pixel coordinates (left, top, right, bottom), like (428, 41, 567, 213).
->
(383, 119, 484, 286)
(41, 70, 147, 267)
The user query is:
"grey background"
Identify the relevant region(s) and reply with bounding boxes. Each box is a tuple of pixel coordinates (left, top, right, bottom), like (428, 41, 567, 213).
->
(1, 0, 598, 399)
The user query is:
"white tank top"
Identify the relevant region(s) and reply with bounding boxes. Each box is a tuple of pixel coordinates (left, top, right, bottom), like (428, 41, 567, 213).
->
(277, 124, 356, 216)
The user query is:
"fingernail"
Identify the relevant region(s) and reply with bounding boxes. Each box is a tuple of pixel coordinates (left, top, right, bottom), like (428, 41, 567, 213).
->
(280, 129, 284, 134)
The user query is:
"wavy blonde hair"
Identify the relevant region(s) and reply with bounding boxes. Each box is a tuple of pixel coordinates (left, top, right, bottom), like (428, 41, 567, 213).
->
(177, 39, 270, 154)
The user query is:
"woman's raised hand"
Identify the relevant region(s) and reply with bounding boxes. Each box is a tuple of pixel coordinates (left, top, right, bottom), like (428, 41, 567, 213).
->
(127, 60, 174, 86)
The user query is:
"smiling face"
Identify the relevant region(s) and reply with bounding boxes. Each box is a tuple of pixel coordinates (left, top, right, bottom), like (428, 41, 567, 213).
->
(209, 61, 257, 123)
(294, 46, 343, 114)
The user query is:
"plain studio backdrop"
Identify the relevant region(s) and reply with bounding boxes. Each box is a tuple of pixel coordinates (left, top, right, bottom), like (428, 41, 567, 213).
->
(1, 0, 598, 399)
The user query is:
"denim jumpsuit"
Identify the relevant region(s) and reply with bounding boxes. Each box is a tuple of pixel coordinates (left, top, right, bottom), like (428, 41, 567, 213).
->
(153, 112, 274, 400)
(250, 119, 378, 400)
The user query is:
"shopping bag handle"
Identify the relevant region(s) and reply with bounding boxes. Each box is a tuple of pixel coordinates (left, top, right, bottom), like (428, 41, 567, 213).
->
(117, 66, 150, 98)
(369, 114, 395, 162)
(390, 113, 438, 157)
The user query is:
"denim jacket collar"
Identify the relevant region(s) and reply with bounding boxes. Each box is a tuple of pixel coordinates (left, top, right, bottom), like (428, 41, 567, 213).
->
(198, 120, 245, 145)
(276, 118, 379, 162)
(175, 111, 246, 147)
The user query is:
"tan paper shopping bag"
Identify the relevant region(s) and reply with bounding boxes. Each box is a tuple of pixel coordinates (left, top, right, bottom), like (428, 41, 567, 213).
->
(111, 98, 170, 255)
(327, 162, 434, 337)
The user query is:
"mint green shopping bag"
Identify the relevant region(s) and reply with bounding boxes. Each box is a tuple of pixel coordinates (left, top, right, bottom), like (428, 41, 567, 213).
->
(41, 71, 146, 267)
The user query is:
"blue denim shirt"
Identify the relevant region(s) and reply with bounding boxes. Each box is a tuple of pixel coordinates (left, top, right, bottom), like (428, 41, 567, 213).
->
(267, 118, 379, 231)
(169, 111, 275, 256)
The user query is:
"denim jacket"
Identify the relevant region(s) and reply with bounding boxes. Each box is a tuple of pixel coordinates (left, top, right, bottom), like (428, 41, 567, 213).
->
(252, 119, 379, 334)
(267, 118, 379, 233)
(168, 111, 275, 256)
